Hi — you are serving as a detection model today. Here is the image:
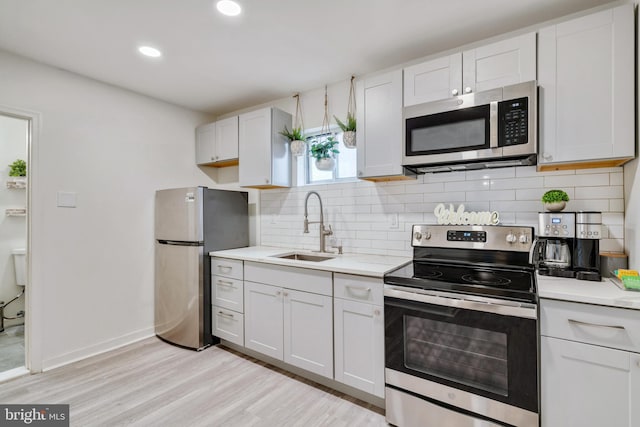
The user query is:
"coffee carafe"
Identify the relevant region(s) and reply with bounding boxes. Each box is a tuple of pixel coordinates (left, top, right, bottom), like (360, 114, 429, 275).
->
(531, 212, 576, 278)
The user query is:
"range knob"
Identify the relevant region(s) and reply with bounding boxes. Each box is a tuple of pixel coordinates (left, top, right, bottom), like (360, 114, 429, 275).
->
(506, 233, 517, 243)
(414, 232, 422, 241)
(519, 234, 529, 244)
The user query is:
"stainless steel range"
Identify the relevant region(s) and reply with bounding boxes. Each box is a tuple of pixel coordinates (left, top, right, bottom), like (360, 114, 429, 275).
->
(384, 225, 538, 427)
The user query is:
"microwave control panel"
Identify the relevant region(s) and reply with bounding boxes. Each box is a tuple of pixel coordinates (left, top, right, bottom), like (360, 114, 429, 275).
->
(498, 97, 528, 146)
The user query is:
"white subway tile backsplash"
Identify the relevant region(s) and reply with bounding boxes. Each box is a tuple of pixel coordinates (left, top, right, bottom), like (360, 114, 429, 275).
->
(491, 177, 544, 190)
(466, 190, 515, 202)
(445, 180, 490, 192)
(466, 168, 515, 180)
(259, 166, 627, 257)
(575, 186, 623, 199)
(544, 173, 610, 187)
(610, 199, 624, 212)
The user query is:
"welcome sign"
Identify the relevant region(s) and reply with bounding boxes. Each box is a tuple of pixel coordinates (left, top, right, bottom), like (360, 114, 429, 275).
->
(434, 203, 500, 226)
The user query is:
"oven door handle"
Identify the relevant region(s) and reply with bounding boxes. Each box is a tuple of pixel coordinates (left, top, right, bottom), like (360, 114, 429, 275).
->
(385, 298, 459, 318)
(384, 286, 537, 319)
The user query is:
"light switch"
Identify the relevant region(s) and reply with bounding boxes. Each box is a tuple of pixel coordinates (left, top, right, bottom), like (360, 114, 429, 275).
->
(57, 191, 77, 208)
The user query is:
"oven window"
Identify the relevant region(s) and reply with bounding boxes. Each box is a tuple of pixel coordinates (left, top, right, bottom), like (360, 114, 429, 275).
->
(404, 315, 508, 396)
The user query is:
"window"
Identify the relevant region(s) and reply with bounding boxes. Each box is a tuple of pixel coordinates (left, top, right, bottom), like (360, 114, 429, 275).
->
(305, 131, 357, 185)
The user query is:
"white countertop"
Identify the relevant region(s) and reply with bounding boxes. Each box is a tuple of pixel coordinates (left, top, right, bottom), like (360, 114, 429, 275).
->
(209, 246, 411, 278)
(538, 273, 640, 310)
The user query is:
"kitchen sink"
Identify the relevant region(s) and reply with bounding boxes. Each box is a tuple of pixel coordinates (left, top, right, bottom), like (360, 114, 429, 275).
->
(271, 252, 334, 262)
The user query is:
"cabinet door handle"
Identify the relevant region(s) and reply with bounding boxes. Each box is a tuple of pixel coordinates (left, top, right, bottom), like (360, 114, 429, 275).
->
(217, 280, 234, 287)
(451, 89, 459, 96)
(217, 311, 234, 318)
(346, 285, 371, 293)
(217, 265, 232, 273)
(568, 318, 626, 330)
(464, 87, 472, 94)
(283, 291, 289, 297)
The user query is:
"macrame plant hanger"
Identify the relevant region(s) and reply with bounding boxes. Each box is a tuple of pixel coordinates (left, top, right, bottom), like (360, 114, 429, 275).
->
(343, 76, 357, 148)
(290, 93, 307, 156)
(313, 86, 337, 171)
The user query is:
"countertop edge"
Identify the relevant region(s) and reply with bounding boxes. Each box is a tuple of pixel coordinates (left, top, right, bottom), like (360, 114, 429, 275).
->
(537, 274, 640, 310)
(209, 247, 411, 278)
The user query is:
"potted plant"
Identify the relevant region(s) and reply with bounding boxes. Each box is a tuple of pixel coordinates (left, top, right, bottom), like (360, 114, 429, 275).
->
(334, 113, 356, 148)
(8, 159, 26, 177)
(310, 136, 340, 170)
(542, 189, 569, 212)
(279, 125, 306, 156)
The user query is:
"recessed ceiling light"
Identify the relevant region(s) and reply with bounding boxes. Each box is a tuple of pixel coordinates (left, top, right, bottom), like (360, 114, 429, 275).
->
(138, 46, 162, 58)
(216, 0, 241, 16)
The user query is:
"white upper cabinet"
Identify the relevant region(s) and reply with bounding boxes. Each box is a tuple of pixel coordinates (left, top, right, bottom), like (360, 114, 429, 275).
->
(238, 107, 291, 188)
(214, 116, 239, 164)
(403, 53, 462, 106)
(195, 116, 239, 166)
(356, 69, 407, 180)
(538, 4, 634, 169)
(195, 122, 217, 165)
(404, 32, 536, 106)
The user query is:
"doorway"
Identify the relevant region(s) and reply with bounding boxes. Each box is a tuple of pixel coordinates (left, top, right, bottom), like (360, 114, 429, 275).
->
(0, 113, 29, 374)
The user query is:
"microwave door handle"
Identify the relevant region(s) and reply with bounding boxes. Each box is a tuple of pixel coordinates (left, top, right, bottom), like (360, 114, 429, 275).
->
(490, 101, 499, 148)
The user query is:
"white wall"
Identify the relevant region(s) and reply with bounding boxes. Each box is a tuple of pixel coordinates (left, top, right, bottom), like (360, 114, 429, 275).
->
(261, 167, 625, 257)
(0, 115, 28, 327)
(0, 50, 215, 369)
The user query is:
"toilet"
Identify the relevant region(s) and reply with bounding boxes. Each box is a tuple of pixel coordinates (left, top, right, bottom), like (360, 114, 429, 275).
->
(12, 248, 26, 287)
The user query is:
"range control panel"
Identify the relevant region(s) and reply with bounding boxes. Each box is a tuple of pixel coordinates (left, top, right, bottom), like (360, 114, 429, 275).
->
(446, 230, 487, 242)
(412, 224, 534, 252)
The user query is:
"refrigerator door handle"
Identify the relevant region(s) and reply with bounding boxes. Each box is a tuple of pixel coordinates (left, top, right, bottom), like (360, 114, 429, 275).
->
(157, 239, 204, 246)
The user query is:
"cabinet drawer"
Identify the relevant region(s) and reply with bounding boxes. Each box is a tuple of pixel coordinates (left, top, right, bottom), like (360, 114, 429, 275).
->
(212, 275, 244, 312)
(211, 257, 243, 280)
(213, 306, 244, 346)
(541, 299, 640, 353)
(244, 261, 332, 296)
(334, 273, 383, 305)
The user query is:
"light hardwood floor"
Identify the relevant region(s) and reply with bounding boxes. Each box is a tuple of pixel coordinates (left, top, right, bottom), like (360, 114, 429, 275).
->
(0, 337, 387, 426)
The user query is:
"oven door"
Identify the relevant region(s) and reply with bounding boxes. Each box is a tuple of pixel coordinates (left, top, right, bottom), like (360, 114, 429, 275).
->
(384, 286, 538, 425)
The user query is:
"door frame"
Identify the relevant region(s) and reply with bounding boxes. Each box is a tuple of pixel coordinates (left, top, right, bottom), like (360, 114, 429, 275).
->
(0, 104, 42, 373)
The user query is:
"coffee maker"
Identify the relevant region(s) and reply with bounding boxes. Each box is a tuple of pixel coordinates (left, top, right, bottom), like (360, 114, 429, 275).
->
(531, 212, 602, 281)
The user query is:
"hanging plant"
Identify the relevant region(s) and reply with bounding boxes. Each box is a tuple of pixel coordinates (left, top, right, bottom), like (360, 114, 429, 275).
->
(280, 93, 307, 157)
(333, 76, 357, 148)
(312, 86, 339, 171)
(8, 159, 26, 177)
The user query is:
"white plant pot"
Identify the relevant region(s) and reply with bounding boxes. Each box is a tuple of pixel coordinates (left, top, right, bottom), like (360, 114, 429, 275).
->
(544, 201, 566, 212)
(343, 131, 356, 148)
(290, 140, 306, 157)
(315, 157, 335, 171)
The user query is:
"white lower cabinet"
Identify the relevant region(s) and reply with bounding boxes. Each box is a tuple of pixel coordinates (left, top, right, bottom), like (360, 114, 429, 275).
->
(213, 307, 244, 346)
(333, 273, 385, 398)
(334, 298, 384, 398)
(283, 289, 333, 378)
(244, 281, 284, 360)
(540, 299, 640, 427)
(244, 279, 333, 378)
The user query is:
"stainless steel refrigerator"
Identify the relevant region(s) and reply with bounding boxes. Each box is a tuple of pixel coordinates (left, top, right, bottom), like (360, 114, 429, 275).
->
(154, 187, 248, 350)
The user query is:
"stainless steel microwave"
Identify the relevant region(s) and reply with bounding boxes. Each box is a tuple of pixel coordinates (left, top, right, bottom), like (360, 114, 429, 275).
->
(403, 80, 537, 173)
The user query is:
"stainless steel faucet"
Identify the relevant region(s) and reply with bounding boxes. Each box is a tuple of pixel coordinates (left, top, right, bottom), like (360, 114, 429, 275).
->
(304, 191, 333, 253)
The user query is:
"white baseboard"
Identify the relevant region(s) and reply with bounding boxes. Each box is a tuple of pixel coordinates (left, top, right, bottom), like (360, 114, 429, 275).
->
(42, 327, 154, 371)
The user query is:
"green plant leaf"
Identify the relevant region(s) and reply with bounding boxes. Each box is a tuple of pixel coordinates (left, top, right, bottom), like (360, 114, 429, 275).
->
(8, 159, 26, 177)
(541, 189, 569, 203)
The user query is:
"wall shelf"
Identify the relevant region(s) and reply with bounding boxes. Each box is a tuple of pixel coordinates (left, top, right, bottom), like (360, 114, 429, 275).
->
(6, 178, 27, 189)
(6, 208, 27, 217)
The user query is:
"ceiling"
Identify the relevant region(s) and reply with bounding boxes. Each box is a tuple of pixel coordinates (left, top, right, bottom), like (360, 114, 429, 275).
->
(0, 0, 616, 116)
